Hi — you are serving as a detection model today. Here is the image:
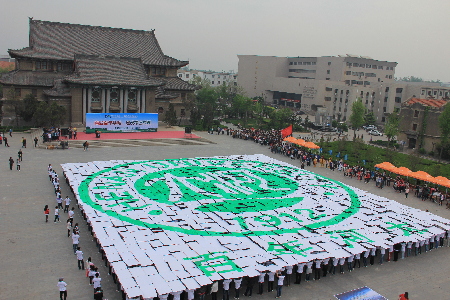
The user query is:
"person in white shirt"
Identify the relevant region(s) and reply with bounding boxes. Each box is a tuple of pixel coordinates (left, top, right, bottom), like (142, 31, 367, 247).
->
(56, 196, 63, 209)
(66, 219, 72, 237)
(407, 242, 413, 257)
(185, 289, 195, 300)
(64, 196, 71, 213)
(379, 247, 386, 265)
(305, 261, 313, 280)
(338, 257, 346, 274)
(347, 255, 354, 272)
(158, 294, 169, 300)
(314, 260, 322, 280)
(72, 231, 80, 254)
(68, 208, 75, 226)
(363, 250, 370, 267)
(233, 278, 242, 299)
(57, 277, 67, 300)
(284, 265, 293, 286)
(267, 271, 275, 292)
(295, 263, 305, 284)
(370, 247, 376, 265)
(223, 278, 231, 300)
(76, 247, 84, 270)
(322, 258, 330, 277)
(257, 271, 265, 295)
(92, 272, 101, 289)
(54, 206, 60, 223)
(331, 258, 338, 275)
(401, 243, 406, 260)
(353, 253, 361, 268)
(275, 271, 285, 298)
(171, 290, 183, 300)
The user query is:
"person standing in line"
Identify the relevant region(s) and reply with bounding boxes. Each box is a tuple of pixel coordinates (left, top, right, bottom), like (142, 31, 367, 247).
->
(57, 277, 68, 300)
(222, 278, 231, 300)
(405, 187, 410, 198)
(94, 287, 104, 300)
(330, 258, 338, 275)
(68, 207, 75, 226)
(322, 258, 329, 277)
(305, 261, 313, 281)
(8, 157, 14, 170)
(370, 247, 376, 265)
(275, 271, 285, 299)
(209, 281, 218, 300)
(171, 290, 183, 300)
(267, 271, 275, 292)
(314, 259, 322, 280)
(18, 149, 23, 161)
(34, 136, 38, 147)
(66, 219, 72, 237)
(233, 277, 242, 299)
(284, 265, 293, 285)
(407, 241, 413, 257)
(338, 257, 346, 274)
(185, 288, 195, 300)
(347, 255, 354, 272)
(16, 159, 21, 171)
(72, 230, 80, 254)
(4, 136, 9, 147)
(44, 205, 50, 222)
(363, 249, 370, 267)
(257, 271, 265, 295)
(353, 253, 361, 268)
(54, 206, 60, 223)
(243, 275, 256, 297)
(76, 247, 84, 270)
(294, 263, 305, 284)
(88, 265, 96, 285)
(92, 272, 102, 289)
(64, 196, 71, 213)
(379, 247, 386, 265)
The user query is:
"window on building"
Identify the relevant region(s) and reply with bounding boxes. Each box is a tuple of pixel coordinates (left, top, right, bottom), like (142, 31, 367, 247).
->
(440, 91, 443, 96)
(383, 107, 387, 112)
(110, 89, 119, 103)
(36, 61, 51, 70)
(385, 87, 389, 92)
(394, 107, 400, 113)
(428, 91, 432, 96)
(327, 70, 330, 74)
(32, 89, 37, 97)
(384, 97, 388, 102)
(395, 97, 402, 103)
(328, 62, 331, 65)
(211, 81, 214, 85)
(345, 71, 351, 75)
(128, 90, 137, 103)
(218, 81, 220, 84)
(414, 110, 419, 117)
(372, 65, 377, 69)
(434, 90, 438, 96)
(325, 97, 331, 101)
(294, 62, 297, 65)
(366, 64, 371, 68)
(185, 74, 189, 79)
(289, 62, 293, 65)
(364, 81, 370, 86)
(326, 78, 330, 80)
(396, 88, 403, 93)
(345, 80, 350, 85)
(381, 117, 386, 122)
(180, 109, 185, 117)
(218, 75, 221, 78)
(178, 74, 182, 77)
(378, 66, 383, 69)
(389, 75, 393, 79)
(150, 67, 165, 76)
(91, 89, 101, 102)
(412, 123, 418, 131)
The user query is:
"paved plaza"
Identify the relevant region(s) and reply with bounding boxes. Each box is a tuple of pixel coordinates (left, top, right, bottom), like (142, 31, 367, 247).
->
(1, 130, 449, 300)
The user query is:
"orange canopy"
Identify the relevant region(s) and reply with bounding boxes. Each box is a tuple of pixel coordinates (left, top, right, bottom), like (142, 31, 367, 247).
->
(410, 170, 434, 182)
(394, 167, 413, 177)
(433, 176, 450, 188)
(374, 162, 397, 172)
(304, 141, 320, 149)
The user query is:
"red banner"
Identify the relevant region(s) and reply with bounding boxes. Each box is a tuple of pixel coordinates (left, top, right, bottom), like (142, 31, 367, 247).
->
(281, 124, 293, 138)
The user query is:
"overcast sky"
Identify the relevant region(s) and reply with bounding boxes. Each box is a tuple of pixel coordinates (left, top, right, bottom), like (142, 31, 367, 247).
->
(1, 0, 449, 81)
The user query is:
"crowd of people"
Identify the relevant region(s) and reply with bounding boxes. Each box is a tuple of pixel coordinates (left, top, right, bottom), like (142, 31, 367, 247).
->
(48, 164, 104, 300)
(225, 126, 450, 209)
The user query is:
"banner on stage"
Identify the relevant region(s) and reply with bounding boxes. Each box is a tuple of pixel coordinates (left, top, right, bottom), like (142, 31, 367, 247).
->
(334, 286, 387, 300)
(85, 113, 158, 133)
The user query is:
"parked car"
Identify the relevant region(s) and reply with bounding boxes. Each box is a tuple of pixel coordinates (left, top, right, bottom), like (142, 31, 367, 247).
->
(363, 125, 377, 131)
(318, 127, 338, 132)
(368, 130, 383, 136)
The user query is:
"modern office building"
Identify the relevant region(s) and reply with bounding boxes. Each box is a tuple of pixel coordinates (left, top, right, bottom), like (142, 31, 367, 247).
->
(237, 55, 450, 125)
(177, 69, 237, 87)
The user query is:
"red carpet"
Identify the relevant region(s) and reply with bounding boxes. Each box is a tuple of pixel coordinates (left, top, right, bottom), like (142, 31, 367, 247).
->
(70, 131, 200, 141)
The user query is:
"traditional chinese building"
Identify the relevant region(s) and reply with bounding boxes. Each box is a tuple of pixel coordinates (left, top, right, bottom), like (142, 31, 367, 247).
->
(0, 18, 197, 126)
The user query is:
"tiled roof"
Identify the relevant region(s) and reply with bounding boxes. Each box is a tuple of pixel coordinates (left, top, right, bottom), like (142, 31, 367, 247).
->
(9, 19, 188, 67)
(404, 98, 448, 108)
(43, 80, 71, 97)
(64, 55, 164, 87)
(0, 70, 61, 86)
(162, 77, 199, 91)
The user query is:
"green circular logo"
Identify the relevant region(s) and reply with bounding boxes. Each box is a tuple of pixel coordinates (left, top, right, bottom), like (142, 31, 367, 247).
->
(78, 158, 360, 236)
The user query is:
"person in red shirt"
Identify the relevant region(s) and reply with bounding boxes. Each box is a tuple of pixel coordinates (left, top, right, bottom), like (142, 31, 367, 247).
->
(399, 292, 409, 300)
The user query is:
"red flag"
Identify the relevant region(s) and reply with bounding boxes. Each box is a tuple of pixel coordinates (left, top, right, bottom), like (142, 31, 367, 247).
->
(281, 125, 293, 138)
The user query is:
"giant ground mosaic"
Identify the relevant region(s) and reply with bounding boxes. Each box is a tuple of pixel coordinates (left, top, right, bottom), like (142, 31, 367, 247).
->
(61, 154, 450, 299)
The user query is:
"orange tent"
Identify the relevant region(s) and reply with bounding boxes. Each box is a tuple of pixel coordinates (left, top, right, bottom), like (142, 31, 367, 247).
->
(433, 176, 450, 188)
(374, 162, 398, 173)
(410, 171, 435, 182)
(304, 141, 320, 149)
(293, 139, 306, 147)
(394, 167, 413, 177)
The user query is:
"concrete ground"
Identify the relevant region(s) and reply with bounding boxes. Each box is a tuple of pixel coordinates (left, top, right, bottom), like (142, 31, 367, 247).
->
(1, 130, 449, 300)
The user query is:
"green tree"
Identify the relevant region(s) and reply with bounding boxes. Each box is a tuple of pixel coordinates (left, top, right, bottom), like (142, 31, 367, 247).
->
(384, 113, 400, 147)
(20, 94, 39, 122)
(364, 111, 376, 125)
(349, 98, 365, 137)
(3, 87, 24, 127)
(33, 101, 66, 127)
(438, 103, 450, 160)
(164, 103, 177, 126)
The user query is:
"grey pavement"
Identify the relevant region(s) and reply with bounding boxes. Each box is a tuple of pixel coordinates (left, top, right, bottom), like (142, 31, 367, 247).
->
(1, 130, 449, 300)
